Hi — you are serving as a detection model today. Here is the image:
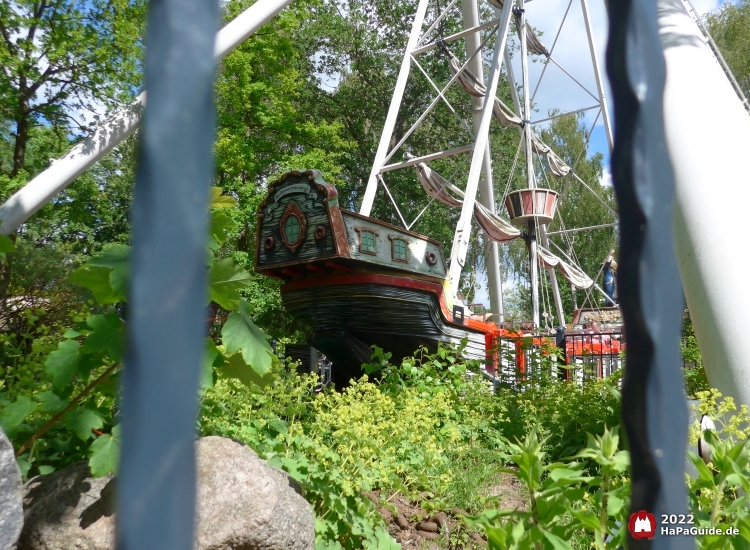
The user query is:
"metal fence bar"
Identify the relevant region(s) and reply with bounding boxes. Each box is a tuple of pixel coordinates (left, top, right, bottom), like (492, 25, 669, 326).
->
(116, 0, 218, 548)
(606, 0, 691, 545)
(490, 332, 625, 387)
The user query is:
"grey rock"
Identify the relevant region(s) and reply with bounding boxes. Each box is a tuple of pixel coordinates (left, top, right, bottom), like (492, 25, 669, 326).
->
(19, 462, 115, 550)
(194, 436, 314, 550)
(0, 427, 24, 550)
(19, 436, 315, 550)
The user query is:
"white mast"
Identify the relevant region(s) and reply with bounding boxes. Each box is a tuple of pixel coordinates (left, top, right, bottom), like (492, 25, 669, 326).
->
(517, 0, 541, 328)
(460, 0, 506, 321)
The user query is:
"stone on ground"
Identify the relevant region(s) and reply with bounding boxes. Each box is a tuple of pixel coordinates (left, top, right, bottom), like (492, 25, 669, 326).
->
(19, 436, 314, 550)
(0, 427, 24, 550)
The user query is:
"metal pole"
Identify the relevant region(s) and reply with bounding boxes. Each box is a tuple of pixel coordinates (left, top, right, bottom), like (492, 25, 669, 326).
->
(580, 0, 614, 153)
(0, 0, 296, 235)
(461, 0, 505, 320)
(359, 0, 431, 217)
(539, 228, 566, 326)
(116, 0, 217, 547)
(518, 0, 540, 327)
(448, 0, 515, 294)
(504, 50, 523, 118)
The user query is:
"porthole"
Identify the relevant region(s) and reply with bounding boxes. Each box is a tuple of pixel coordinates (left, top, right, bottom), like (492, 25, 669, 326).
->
(264, 236, 275, 250)
(314, 225, 327, 240)
(425, 251, 437, 266)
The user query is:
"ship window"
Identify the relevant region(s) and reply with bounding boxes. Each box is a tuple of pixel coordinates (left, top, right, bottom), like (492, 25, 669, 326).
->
(392, 239, 408, 261)
(284, 215, 301, 244)
(360, 230, 376, 254)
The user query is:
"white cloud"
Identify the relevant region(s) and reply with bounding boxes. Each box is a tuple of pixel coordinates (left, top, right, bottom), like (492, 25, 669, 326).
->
(600, 166, 612, 188)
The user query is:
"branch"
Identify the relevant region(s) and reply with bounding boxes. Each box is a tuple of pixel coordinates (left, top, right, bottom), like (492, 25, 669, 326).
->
(15, 363, 119, 458)
(0, 19, 17, 56)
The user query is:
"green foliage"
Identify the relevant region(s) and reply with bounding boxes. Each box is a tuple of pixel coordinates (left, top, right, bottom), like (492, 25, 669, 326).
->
(687, 390, 750, 549)
(0, 0, 146, 177)
(705, 0, 750, 99)
(682, 312, 709, 398)
(199, 341, 632, 549)
(494, 343, 622, 461)
(470, 426, 630, 550)
(0, 233, 14, 261)
(0, 187, 272, 480)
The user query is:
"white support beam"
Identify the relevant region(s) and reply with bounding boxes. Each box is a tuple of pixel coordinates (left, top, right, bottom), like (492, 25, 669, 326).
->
(448, 0, 514, 294)
(359, 0, 431, 217)
(0, 0, 297, 235)
(417, 0, 460, 48)
(380, 145, 474, 172)
(547, 222, 618, 235)
(461, 0, 505, 321)
(539, 227, 566, 327)
(518, 0, 541, 328)
(412, 18, 502, 55)
(579, 0, 614, 152)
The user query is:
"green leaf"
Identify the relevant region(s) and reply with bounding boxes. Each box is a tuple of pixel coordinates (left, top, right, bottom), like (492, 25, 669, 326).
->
(221, 299, 273, 377)
(570, 509, 602, 532)
(38, 465, 55, 475)
(202, 339, 220, 390)
(45, 339, 82, 390)
(485, 526, 508, 549)
(0, 396, 38, 432)
(82, 314, 124, 362)
(89, 424, 121, 477)
(208, 257, 252, 310)
(0, 234, 16, 253)
(219, 352, 274, 388)
(70, 265, 121, 304)
(88, 245, 130, 300)
(35, 391, 69, 413)
(0, 234, 15, 261)
(16, 456, 32, 479)
(607, 494, 624, 516)
(67, 408, 104, 441)
(210, 187, 238, 209)
(540, 528, 574, 550)
(208, 210, 236, 250)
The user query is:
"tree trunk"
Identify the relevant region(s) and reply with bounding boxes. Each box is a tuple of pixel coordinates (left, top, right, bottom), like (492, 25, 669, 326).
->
(10, 110, 29, 178)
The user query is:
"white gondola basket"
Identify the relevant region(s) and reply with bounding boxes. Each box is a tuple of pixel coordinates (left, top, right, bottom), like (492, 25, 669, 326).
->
(504, 189, 558, 228)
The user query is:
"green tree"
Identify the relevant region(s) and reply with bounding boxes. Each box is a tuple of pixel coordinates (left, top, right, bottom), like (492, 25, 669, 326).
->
(705, 0, 750, 99)
(0, 0, 146, 179)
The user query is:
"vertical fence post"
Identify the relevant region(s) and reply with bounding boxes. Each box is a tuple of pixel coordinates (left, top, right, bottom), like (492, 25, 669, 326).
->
(606, 0, 691, 545)
(116, 0, 218, 548)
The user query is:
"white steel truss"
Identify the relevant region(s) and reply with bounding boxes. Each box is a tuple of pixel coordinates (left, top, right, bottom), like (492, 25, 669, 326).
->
(361, 0, 616, 327)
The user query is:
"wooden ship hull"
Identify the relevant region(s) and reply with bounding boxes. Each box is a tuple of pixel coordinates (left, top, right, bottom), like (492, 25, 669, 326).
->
(254, 170, 501, 384)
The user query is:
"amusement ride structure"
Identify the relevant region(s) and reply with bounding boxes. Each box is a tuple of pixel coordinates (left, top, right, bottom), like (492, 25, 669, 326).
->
(0, 0, 749, 399)
(255, 0, 625, 380)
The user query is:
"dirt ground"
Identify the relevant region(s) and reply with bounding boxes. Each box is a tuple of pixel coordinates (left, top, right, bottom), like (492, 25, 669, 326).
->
(365, 472, 528, 549)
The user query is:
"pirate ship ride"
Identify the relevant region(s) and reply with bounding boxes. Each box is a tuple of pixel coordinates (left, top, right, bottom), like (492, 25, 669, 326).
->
(254, 170, 504, 382)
